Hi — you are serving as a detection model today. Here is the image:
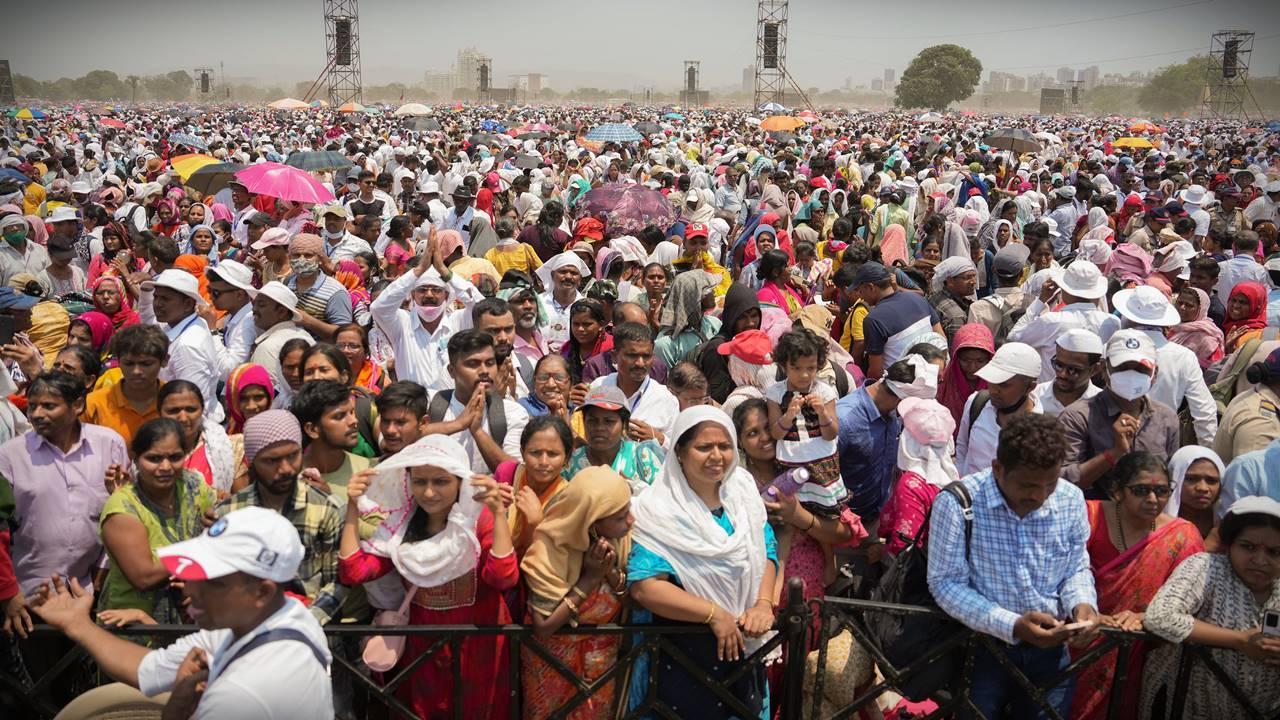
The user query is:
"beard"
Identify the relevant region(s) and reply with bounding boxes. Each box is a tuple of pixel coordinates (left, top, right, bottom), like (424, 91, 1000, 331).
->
(516, 314, 537, 330)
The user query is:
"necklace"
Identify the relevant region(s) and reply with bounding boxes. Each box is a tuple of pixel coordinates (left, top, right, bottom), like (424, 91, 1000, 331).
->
(1113, 504, 1157, 551)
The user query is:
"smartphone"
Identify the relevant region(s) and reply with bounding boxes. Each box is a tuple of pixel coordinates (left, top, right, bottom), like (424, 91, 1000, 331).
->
(1061, 621, 1091, 633)
(1263, 609, 1280, 637)
(0, 315, 15, 347)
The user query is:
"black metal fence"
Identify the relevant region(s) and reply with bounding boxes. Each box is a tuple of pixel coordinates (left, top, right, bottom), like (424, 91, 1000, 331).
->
(4, 581, 1279, 720)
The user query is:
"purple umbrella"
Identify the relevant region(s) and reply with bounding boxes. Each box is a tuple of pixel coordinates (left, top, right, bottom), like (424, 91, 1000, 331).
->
(574, 184, 676, 237)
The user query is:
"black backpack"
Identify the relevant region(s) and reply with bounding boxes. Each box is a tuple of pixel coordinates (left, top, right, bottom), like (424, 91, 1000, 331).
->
(981, 294, 1026, 345)
(865, 481, 973, 702)
(427, 389, 508, 445)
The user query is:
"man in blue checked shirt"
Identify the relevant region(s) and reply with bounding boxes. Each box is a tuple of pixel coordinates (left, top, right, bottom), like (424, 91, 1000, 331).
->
(928, 413, 1100, 719)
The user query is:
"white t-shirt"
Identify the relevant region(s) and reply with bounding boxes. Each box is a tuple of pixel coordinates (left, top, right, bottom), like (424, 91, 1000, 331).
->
(763, 379, 839, 464)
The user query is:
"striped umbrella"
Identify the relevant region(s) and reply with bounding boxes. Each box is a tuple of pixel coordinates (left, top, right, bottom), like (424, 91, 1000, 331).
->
(169, 154, 220, 181)
(584, 123, 642, 143)
(285, 150, 353, 173)
(6, 108, 46, 120)
(169, 133, 208, 150)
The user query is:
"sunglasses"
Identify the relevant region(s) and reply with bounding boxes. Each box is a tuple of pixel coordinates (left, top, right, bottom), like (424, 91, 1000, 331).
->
(1125, 484, 1173, 499)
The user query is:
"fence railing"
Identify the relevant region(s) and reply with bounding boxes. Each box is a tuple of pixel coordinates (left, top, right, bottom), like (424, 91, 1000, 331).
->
(4, 580, 1278, 720)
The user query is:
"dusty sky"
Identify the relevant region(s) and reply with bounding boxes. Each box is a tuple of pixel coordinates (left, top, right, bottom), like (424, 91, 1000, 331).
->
(2, 0, 1277, 90)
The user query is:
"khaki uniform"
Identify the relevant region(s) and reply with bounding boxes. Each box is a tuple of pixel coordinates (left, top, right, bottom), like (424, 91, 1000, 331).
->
(1214, 384, 1280, 465)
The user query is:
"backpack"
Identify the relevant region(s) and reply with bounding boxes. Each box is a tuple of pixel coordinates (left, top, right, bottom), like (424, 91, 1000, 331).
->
(427, 389, 508, 445)
(967, 390, 990, 434)
(981, 293, 1026, 346)
(772, 361, 851, 398)
(513, 354, 535, 394)
(865, 481, 973, 702)
(1209, 328, 1280, 416)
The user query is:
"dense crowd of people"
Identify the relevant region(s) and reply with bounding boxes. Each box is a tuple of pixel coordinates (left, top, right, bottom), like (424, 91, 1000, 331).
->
(0, 101, 1279, 719)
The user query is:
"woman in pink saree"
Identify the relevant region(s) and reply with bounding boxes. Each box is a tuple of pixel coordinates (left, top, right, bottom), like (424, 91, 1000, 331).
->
(1071, 452, 1204, 720)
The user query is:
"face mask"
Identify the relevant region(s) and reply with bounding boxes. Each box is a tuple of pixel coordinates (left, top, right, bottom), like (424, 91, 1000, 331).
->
(3, 231, 27, 246)
(416, 302, 446, 323)
(290, 258, 320, 276)
(1109, 370, 1152, 401)
(322, 227, 345, 240)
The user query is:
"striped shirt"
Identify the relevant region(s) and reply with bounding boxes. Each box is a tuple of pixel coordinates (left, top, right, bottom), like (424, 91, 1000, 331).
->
(286, 274, 353, 333)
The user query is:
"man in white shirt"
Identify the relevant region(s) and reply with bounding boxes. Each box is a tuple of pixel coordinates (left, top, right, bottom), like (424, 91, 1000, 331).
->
(1244, 179, 1280, 225)
(29, 506, 333, 719)
(0, 214, 50, 286)
(424, 329, 528, 474)
(1217, 231, 1271, 299)
(589, 322, 678, 446)
(956, 342, 1043, 477)
(138, 270, 223, 423)
(1179, 185, 1212, 243)
(228, 180, 256, 247)
(1032, 329, 1103, 417)
(249, 282, 313, 396)
(535, 251, 589, 353)
(1009, 260, 1120, 381)
(418, 181, 449, 230)
(441, 185, 477, 250)
(317, 204, 373, 261)
(114, 182, 160, 233)
(206, 259, 258, 381)
(1111, 286, 1219, 446)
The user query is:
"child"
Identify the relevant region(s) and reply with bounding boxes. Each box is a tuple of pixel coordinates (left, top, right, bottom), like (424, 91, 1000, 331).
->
(485, 217, 543, 277)
(765, 328, 844, 584)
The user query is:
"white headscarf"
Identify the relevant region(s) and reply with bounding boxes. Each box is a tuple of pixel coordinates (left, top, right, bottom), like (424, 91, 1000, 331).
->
(1165, 446, 1225, 517)
(534, 251, 591, 292)
(356, 435, 484, 588)
(630, 406, 770, 623)
(931, 256, 977, 294)
(896, 398, 959, 489)
(883, 354, 939, 400)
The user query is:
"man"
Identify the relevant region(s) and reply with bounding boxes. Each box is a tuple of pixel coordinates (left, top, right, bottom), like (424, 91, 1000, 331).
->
(928, 257, 978, 344)
(318, 204, 373, 261)
(249, 282, 313, 395)
(1045, 186, 1080, 256)
(929, 413, 1099, 719)
(1216, 231, 1271, 300)
(373, 381, 430, 456)
(138, 269, 223, 422)
(1112, 285, 1218, 446)
(207, 259, 258, 379)
(243, 211, 274, 250)
(419, 181, 449, 229)
(535, 251, 590, 353)
(1009, 260, 1120, 381)
(1215, 347, 1280, 464)
(216, 410, 344, 625)
(1058, 330, 1180, 492)
(855, 262, 942, 379)
(1243, 179, 1280, 225)
(293, 380, 369, 499)
(1188, 256, 1227, 327)
(441, 185, 476, 249)
(968, 243, 1029, 341)
(285, 234, 352, 341)
(0, 214, 50, 286)
(423, 330, 528, 473)
(564, 385, 663, 495)
(1031, 329, 1103, 417)
(344, 171, 393, 231)
(82, 325, 168, 446)
(472, 297, 531, 399)
(956, 342, 1043, 477)
(503, 277, 548, 364)
(1212, 189, 1248, 235)
(1125, 207, 1170, 254)
(1180, 184, 1212, 243)
(29, 505, 332, 719)
(589, 322, 678, 446)
(1218, 436, 1280, 521)
(369, 229, 482, 390)
(228, 180, 256, 246)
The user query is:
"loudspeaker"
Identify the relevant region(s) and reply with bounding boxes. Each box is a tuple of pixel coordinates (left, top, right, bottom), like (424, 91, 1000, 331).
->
(763, 23, 778, 69)
(200, 72, 210, 94)
(686, 66, 697, 92)
(1223, 39, 1239, 78)
(335, 19, 352, 66)
(1070, 85, 1079, 104)
(479, 63, 490, 92)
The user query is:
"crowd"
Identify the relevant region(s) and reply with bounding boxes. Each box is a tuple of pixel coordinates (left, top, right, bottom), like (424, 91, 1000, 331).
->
(0, 101, 1278, 719)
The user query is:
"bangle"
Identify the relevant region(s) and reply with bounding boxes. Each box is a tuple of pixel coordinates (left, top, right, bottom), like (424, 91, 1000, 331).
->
(806, 513, 818, 531)
(569, 585, 588, 601)
(703, 600, 717, 625)
(775, 417, 790, 431)
(563, 596, 579, 616)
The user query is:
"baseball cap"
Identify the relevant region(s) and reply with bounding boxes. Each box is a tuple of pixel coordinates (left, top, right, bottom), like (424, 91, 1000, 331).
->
(975, 342, 1042, 384)
(251, 227, 291, 250)
(685, 222, 710, 240)
(1056, 328, 1104, 356)
(1113, 286, 1180, 327)
(142, 269, 208, 308)
(851, 261, 891, 287)
(157, 506, 304, 583)
(1106, 329, 1157, 369)
(581, 385, 628, 414)
(48, 206, 79, 223)
(206, 259, 258, 297)
(244, 211, 273, 227)
(993, 244, 1030, 277)
(319, 203, 347, 219)
(717, 329, 773, 364)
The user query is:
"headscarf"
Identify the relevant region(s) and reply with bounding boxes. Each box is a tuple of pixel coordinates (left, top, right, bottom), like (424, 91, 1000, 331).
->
(1104, 243, 1153, 286)
(880, 223, 908, 267)
(743, 212, 790, 266)
(938, 323, 994, 426)
(71, 310, 116, 356)
(534, 251, 591, 292)
(1077, 236, 1113, 265)
(225, 363, 276, 434)
(173, 254, 212, 306)
(882, 354, 939, 400)
(660, 270, 717, 341)
(931, 256, 977, 295)
(1165, 446, 1225, 517)
(520, 467, 632, 618)
(941, 220, 970, 259)
(24, 215, 48, 247)
(896, 397, 959, 488)
(1224, 281, 1269, 339)
(437, 229, 464, 260)
(28, 302, 70, 367)
(1169, 288, 1225, 369)
(1087, 206, 1110, 231)
(356, 434, 485, 588)
(151, 198, 181, 235)
(335, 259, 371, 307)
(91, 275, 141, 330)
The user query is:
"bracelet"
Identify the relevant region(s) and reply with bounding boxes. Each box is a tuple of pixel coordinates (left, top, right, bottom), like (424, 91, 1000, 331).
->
(806, 513, 818, 531)
(703, 600, 717, 625)
(775, 416, 791, 431)
(563, 596, 579, 616)
(569, 585, 588, 601)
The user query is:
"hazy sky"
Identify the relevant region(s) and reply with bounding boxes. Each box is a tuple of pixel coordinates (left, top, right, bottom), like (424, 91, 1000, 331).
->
(3, 0, 1278, 90)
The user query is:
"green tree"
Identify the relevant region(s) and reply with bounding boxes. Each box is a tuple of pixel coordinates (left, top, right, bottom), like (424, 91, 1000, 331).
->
(1139, 56, 1211, 115)
(894, 44, 983, 110)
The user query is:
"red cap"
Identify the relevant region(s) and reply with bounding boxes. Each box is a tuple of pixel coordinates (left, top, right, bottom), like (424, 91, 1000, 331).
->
(685, 222, 709, 239)
(717, 329, 773, 365)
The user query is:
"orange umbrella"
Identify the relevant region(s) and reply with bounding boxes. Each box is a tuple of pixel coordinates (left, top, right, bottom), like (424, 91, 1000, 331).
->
(338, 101, 366, 113)
(1127, 120, 1165, 134)
(760, 116, 806, 132)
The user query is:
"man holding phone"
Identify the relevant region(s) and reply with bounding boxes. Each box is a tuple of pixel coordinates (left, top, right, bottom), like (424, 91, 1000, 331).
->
(1008, 260, 1121, 381)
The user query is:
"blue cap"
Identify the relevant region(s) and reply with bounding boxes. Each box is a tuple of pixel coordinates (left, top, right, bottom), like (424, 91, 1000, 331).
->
(851, 261, 891, 287)
(0, 287, 39, 311)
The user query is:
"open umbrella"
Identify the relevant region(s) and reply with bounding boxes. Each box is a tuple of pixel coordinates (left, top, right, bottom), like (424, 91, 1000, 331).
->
(514, 153, 542, 170)
(663, 112, 685, 120)
(1114, 137, 1156, 149)
(983, 128, 1042, 153)
(310, 99, 329, 108)
(479, 119, 506, 133)
(633, 121, 663, 135)
(99, 117, 126, 129)
(768, 131, 797, 144)
(411, 117, 442, 132)
(557, 121, 578, 132)
(585, 123, 643, 143)
(338, 101, 366, 113)
(760, 116, 805, 132)
(267, 97, 309, 110)
(169, 133, 208, 151)
(1127, 120, 1164, 134)
(394, 103, 432, 116)
(1267, 120, 1280, 132)
(169, 154, 220, 181)
(468, 132, 502, 146)
(6, 108, 46, 120)
(0, 168, 30, 184)
(234, 162, 335, 204)
(285, 150, 353, 173)
(917, 111, 943, 122)
(758, 102, 786, 112)
(184, 162, 245, 195)
(575, 184, 675, 236)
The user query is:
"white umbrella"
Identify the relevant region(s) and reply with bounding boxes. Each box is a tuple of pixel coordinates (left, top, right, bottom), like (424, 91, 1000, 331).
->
(394, 103, 432, 117)
(744, 116, 762, 126)
(1034, 131, 1063, 144)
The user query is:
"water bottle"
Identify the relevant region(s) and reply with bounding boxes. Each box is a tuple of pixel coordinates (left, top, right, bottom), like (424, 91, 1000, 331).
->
(762, 468, 809, 499)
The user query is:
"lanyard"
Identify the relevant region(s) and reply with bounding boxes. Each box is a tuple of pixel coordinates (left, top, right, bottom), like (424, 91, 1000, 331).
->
(169, 314, 200, 339)
(626, 378, 649, 415)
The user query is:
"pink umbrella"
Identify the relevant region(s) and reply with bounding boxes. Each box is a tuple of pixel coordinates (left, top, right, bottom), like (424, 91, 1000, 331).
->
(233, 162, 334, 205)
(99, 117, 126, 129)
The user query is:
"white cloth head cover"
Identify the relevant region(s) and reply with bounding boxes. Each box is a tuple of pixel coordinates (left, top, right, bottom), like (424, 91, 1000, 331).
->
(630, 406, 769, 621)
(535, 251, 591, 292)
(610, 236, 647, 264)
(356, 434, 483, 588)
(1164, 446, 1225, 517)
(931, 256, 978, 294)
(896, 397, 959, 489)
(728, 354, 775, 389)
(883, 354, 940, 400)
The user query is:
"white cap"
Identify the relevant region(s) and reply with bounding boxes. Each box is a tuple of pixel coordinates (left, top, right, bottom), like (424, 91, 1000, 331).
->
(142, 269, 207, 308)
(421, 181, 441, 194)
(157, 506, 304, 583)
(1264, 179, 1280, 193)
(1225, 495, 1280, 522)
(1113, 286, 1180, 327)
(975, 342, 1042, 384)
(47, 206, 79, 223)
(1056, 328, 1104, 355)
(685, 190, 699, 203)
(1179, 184, 1207, 206)
(206, 259, 257, 297)
(1106, 329, 1157, 369)
(1057, 260, 1107, 299)
(251, 227, 291, 250)
(256, 281, 300, 317)
(70, 181, 91, 195)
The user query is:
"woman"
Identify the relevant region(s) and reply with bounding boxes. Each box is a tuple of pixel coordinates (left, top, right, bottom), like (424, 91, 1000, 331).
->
(87, 222, 141, 285)
(755, 249, 804, 315)
(627, 406, 777, 718)
(563, 299, 612, 384)
(1170, 287, 1225, 369)
(1071, 452, 1204, 720)
(1223, 281, 1269, 355)
(1140, 496, 1280, 720)
(879, 223, 909, 268)
(521, 467, 633, 720)
(225, 362, 275, 434)
(937, 323, 994, 427)
(150, 198, 181, 238)
(156, 380, 243, 495)
(299, 343, 379, 458)
(67, 310, 115, 360)
(518, 354, 574, 421)
(275, 337, 310, 409)
(98, 417, 217, 626)
(877, 397, 960, 557)
(334, 259, 373, 327)
(520, 201, 572, 262)
(339, 434, 518, 719)
(917, 235, 943, 263)
(737, 226, 777, 292)
(1166, 446, 1224, 541)
(335, 323, 386, 393)
(497, 415, 575, 555)
(90, 275, 141, 332)
(381, 216, 416, 279)
(655, 270, 720, 369)
(631, 262, 671, 318)
(186, 224, 218, 262)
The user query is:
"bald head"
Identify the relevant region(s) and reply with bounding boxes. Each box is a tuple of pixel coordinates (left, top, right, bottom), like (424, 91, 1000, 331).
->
(613, 301, 648, 327)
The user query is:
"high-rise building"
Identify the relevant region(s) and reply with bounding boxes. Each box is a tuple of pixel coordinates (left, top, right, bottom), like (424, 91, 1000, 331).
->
(1056, 66, 1075, 86)
(455, 48, 485, 91)
(423, 70, 454, 96)
(742, 66, 754, 94)
(871, 77, 884, 92)
(526, 73, 543, 95)
(883, 68, 896, 91)
(1079, 65, 1100, 90)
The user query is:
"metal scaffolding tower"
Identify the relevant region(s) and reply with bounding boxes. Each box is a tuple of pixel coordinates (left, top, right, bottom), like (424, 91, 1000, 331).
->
(753, 0, 788, 109)
(1202, 31, 1253, 120)
(324, 0, 362, 106)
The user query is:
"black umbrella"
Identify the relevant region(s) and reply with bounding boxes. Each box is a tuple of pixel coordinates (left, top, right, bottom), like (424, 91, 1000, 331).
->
(285, 150, 352, 172)
(411, 117, 442, 132)
(515, 131, 549, 140)
(184, 162, 245, 195)
(633, 122, 663, 135)
(983, 128, 1041, 154)
(468, 132, 501, 146)
(557, 121, 578, 132)
(514, 153, 541, 170)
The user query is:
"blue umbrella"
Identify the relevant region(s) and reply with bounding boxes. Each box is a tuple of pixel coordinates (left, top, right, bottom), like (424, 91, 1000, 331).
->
(169, 132, 207, 150)
(663, 112, 685, 120)
(1266, 120, 1280, 132)
(585, 123, 643, 143)
(0, 167, 29, 184)
(479, 119, 506, 133)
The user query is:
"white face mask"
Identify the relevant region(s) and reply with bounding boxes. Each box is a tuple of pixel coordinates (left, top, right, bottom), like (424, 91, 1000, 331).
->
(322, 228, 345, 240)
(1109, 370, 1152, 401)
(416, 302, 446, 323)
